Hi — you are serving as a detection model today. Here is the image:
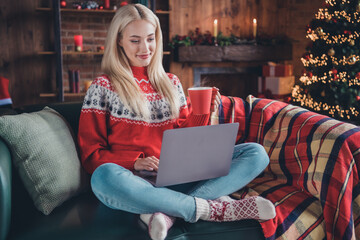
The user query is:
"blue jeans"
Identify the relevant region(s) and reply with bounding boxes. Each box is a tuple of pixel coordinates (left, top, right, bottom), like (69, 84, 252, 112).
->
(91, 142, 269, 222)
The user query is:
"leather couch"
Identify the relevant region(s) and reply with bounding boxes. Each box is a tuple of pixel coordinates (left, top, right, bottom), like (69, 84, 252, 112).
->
(0, 102, 265, 240)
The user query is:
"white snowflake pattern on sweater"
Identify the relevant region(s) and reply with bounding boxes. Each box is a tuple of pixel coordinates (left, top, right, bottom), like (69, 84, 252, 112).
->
(82, 74, 187, 124)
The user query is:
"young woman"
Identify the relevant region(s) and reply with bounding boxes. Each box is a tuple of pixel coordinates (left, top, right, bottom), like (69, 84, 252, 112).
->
(78, 4, 275, 240)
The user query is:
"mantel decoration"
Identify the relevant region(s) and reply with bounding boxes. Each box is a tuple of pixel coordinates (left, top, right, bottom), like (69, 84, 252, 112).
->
(67, 1, 128, 10)
(169, 28, 291, 48)
(169, 28, 292, 62)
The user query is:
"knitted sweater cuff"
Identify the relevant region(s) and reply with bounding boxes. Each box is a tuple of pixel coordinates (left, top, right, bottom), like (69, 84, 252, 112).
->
(190, 113, 210, 126)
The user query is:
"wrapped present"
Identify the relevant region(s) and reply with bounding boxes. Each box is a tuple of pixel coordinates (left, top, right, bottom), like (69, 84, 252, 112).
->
(262, 63, 293, 77)
(258, 76, 295, 96)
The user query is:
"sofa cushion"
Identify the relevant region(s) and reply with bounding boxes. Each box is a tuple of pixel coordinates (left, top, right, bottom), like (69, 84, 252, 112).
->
(0, 107, 89, 215)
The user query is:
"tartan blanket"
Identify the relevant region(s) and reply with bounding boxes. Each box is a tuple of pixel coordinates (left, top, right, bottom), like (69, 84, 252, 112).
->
(216, 95, 360, 240)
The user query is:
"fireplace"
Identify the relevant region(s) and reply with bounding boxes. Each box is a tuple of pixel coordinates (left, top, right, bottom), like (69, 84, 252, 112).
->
(193, 67, 260, 99)
(175, 44, 293, 99)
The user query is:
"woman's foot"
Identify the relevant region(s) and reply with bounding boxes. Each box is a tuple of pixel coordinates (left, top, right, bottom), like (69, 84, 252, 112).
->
(195, 195, 276, 222)
(140, 212, 176, 240)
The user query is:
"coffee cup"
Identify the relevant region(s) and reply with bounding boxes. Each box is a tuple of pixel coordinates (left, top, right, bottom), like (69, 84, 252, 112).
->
(188, 87, 213, 115)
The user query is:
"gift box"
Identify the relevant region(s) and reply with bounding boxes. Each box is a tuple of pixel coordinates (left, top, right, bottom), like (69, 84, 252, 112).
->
(258, 76, 295, 96)
(262, 64, 293, 77)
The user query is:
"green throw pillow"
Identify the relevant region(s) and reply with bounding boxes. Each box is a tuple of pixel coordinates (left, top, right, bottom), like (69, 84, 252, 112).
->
(0, 107, 89, 215)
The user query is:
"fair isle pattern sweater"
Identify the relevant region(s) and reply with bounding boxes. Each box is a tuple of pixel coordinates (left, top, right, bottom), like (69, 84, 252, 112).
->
(78, 66, 210, 174)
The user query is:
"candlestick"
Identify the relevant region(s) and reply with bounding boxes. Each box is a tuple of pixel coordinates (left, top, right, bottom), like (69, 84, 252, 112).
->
(213, 19, 218, 38)
(253, 18, 257, 39)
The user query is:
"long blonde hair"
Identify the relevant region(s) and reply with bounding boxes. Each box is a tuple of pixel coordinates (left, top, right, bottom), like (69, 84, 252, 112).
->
(101, 3, 180, 119)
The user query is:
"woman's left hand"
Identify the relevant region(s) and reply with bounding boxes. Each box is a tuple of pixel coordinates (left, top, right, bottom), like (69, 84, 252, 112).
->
(210, 87, 221, 113)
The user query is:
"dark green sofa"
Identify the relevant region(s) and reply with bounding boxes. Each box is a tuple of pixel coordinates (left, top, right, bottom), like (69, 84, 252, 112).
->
(0, 102, 265, 240)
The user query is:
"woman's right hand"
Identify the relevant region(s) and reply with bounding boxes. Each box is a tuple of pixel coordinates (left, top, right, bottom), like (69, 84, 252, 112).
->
(134, 156, 159, 171)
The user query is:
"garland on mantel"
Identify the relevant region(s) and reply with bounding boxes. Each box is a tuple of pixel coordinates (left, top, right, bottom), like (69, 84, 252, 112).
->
(169, 28, 291, 48)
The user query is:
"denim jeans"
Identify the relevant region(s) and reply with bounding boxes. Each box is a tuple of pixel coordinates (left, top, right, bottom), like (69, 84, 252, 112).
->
(91, 142, 269, 222)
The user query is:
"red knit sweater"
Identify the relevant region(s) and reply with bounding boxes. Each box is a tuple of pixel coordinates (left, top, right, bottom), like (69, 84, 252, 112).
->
(78, 66, 210, 174)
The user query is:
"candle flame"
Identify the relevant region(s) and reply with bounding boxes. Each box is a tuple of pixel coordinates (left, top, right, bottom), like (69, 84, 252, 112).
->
(214, 19, 218, 24)
(253, 18, 257, 24)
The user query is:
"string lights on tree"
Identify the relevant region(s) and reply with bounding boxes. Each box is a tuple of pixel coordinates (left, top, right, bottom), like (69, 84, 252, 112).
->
(292, 0, 360, 122)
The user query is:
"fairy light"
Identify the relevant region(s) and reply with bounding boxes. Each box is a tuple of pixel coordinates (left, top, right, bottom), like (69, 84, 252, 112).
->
(330, 55, 360, 66)
(306, 30, 360, 44)
(325, 0, 336, 6)
(316, 7, 360, 23)
(301, 53, 359, 67)
(301, 54, 329, 67)
(292, 87, 360, 119)
(298, 72, 360, 86)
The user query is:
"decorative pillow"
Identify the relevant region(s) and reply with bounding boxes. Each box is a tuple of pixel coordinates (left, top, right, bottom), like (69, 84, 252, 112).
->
(0, 107, 89, 215)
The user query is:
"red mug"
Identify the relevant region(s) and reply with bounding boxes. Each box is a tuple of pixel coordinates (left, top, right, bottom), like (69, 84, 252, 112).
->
(188, 87, 213, 115)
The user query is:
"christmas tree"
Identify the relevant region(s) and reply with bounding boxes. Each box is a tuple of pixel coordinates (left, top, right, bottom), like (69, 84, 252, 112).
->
(291, 0, 360, 123)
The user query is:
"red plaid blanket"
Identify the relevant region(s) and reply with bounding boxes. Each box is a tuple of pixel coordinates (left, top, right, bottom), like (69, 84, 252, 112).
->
(217, 95, 360, 240)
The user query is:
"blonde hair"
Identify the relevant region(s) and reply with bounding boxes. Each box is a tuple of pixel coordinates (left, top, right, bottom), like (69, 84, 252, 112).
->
(101, 3, 180, 119)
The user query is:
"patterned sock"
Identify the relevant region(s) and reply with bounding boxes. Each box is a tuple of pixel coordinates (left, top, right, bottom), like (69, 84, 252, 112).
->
(140, 213, 176, 240)
(195, 196, 276, 222)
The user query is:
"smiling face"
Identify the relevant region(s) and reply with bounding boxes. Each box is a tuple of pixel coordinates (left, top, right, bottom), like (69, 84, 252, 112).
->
(119, 19, 156, 67)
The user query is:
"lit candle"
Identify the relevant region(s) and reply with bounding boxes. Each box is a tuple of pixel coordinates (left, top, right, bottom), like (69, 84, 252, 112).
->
(253, 18, 257, 39)
(104, 0, 110, 9)
(214, 19, 218, 38)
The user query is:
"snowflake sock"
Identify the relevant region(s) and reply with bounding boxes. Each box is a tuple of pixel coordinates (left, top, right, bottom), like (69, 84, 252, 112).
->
(140, 213, 176, 240)
(195, 196, 276, 222)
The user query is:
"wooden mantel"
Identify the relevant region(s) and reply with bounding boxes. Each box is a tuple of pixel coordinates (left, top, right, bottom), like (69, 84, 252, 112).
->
(175, 44, 292, 62)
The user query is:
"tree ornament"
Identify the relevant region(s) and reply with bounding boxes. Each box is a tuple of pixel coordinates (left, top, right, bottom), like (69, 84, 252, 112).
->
(356, 72, 360, 79)
(357, 96, 360, 101)
(60, 0, 66, 8)
(328, 48, 335, 56)
(348, 56, 357, 65)
(316, 27, 324, 37)
(308, 72, 313, 78)
(303, 53, 311, 60)
(350, 40, 355, 46)
(332, 69, 339, 80)
(321, 90, 326, 97)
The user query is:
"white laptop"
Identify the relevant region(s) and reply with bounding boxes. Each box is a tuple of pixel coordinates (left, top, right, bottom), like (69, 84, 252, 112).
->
(134, 123, 239, 187)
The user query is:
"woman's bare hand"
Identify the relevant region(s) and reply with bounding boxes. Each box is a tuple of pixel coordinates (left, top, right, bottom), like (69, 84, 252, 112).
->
(134, 156, 159, 171)
(210, 87, 221, 113)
